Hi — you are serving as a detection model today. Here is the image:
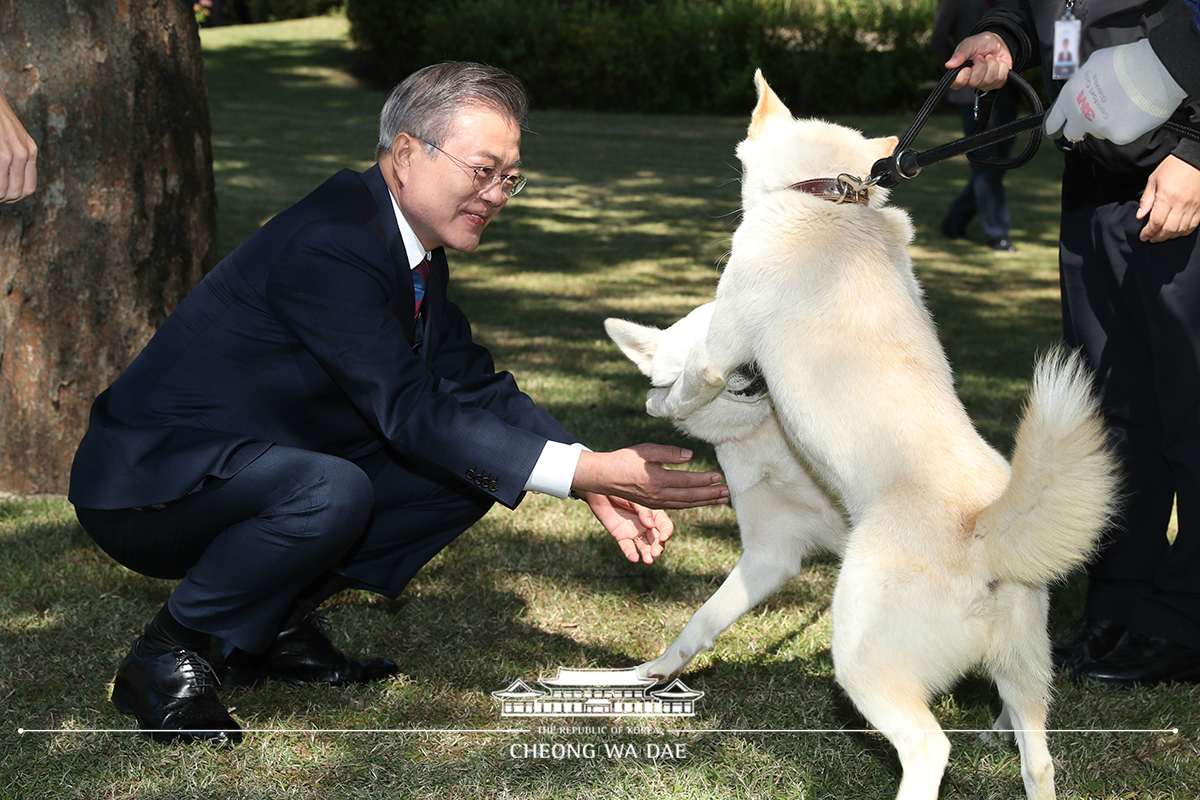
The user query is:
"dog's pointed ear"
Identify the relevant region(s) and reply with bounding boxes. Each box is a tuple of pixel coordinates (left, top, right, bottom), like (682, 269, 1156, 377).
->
(604, 318, 659, 377)
(748, 69, 792, 141)
(873, 135, 900, 160)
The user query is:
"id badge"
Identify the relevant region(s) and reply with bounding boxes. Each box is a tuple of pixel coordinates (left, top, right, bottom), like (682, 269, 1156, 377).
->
(1053, 9, 1081, 81)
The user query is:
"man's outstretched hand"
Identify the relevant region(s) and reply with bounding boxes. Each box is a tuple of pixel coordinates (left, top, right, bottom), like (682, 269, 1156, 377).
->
(584, 492, 674, 564)
(572, 444, 728, 510)
(572, 443, 728, 565)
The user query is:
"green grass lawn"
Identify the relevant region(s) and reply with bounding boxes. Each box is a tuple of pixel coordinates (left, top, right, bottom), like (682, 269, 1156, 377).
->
(2, 14, 1196, 800)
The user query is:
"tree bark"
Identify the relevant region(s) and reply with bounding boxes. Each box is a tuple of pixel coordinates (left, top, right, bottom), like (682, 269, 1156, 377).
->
(0, 0, 217, 494)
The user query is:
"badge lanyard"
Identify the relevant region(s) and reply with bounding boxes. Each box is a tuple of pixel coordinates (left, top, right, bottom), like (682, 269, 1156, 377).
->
(1052, 1, 1082, 80)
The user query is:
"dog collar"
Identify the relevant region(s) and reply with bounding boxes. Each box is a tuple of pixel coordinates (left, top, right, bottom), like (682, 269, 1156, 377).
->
(788, 177, 870, 206)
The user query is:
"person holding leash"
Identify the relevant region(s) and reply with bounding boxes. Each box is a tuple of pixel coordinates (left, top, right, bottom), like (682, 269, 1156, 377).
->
(69, 61, 730, 746)
(949, 2, 1200, 688)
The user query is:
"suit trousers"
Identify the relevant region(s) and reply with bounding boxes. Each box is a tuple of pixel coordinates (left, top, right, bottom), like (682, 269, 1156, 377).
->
(1059, 162, 1200, 651)
(76, 444, 494, 653)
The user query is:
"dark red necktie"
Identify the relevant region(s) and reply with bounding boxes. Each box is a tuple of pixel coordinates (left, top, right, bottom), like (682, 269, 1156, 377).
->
(413, 255, 431, 320)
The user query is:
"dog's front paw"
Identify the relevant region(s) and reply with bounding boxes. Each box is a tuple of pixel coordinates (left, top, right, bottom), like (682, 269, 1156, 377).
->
(637, 652, 686, 683)
(646, 387, 685, 420)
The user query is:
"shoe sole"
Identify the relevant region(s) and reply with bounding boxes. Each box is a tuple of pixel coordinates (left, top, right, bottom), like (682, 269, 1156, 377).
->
(112, 678, 241, 746)
(1075, 663, 1200, 689)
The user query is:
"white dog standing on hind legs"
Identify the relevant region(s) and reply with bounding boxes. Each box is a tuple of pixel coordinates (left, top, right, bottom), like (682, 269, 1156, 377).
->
(606, 71, 1121, 800)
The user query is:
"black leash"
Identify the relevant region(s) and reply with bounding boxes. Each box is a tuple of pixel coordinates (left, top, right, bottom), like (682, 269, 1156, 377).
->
(868, 62, 1043, 189)
(866, 61, 1200, 190)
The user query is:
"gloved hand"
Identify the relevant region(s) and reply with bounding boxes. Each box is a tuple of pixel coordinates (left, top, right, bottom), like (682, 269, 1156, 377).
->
(1044, 39, 1186, 144)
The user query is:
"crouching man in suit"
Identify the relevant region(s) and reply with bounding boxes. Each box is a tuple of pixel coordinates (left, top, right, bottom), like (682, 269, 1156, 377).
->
(69, 62, 729, 746)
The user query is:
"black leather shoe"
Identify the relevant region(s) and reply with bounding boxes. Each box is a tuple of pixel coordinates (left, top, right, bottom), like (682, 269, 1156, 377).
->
(217, 613, 399, 688)
(1073, 632, 1200, 688)
(1052, 616, 1125, 671)
(111, 640, 242, 746)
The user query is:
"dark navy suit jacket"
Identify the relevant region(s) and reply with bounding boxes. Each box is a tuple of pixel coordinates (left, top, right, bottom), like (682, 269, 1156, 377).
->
(69, 165, 575, 510)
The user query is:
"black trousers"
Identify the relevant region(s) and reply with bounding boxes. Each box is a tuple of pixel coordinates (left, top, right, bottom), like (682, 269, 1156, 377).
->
(1059, 155, 1200, 650)
(76, 445, 493, 653)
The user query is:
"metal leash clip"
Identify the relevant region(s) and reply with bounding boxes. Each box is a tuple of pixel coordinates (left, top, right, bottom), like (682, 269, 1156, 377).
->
(835, 172, 881, 205)
(835, 173, 864, 204)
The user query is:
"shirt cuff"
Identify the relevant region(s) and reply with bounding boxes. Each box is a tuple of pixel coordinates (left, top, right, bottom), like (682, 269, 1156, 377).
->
(1172, 136, 1200, 171)
(524, 441, 588, 499)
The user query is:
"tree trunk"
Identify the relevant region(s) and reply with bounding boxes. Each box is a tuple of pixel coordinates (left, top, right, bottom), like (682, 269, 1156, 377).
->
(0, 0, 217, 495)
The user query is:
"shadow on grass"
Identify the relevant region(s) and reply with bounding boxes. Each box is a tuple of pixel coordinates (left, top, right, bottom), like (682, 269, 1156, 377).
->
(202, 32, 384, 256)
(5, 508, 1192, 800)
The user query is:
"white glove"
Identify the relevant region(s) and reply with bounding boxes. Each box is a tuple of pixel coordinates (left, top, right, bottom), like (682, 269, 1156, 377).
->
(1044, 39, 1187, 145)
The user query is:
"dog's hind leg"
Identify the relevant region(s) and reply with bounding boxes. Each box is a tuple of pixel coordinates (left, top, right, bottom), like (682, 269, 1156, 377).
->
(833, 591, 953, 800)
(638, 521, 807, 681)
(987, 607, 1056, 798)
(992, 671, 1056, 800)
(983, 703, 1015, 747)
(838, 677, 951, 800)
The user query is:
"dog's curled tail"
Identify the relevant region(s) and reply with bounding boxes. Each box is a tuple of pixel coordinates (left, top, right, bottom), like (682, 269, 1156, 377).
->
(977, 348, 1121, 586)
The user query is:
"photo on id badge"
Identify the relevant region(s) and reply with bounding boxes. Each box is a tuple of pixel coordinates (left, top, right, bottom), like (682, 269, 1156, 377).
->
(1053, 11, 1081, 80)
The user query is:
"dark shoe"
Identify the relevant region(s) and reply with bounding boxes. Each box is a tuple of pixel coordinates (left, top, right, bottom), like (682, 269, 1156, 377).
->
(1052, 616, 1125, 671)
(111, 640, 242, 746)
(940, 217, 967, 240)
(1073, 632, 1200, 688)
(988, 237, 1016, 252)
(217, 613, 399, 688)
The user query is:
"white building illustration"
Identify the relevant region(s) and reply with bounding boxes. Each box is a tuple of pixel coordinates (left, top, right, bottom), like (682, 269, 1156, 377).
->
(492, 667, 703, 717)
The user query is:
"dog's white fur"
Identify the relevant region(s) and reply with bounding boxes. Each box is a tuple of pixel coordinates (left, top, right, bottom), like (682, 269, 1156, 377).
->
(604, 72, 1120, 800)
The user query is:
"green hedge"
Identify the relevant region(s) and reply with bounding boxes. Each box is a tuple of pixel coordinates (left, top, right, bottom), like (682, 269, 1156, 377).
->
(249, 0, 345, 22)
(346, 0, 937, 115)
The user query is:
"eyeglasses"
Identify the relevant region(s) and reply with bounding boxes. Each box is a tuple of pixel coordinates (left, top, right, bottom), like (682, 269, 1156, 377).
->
(418, 138, 527, 197)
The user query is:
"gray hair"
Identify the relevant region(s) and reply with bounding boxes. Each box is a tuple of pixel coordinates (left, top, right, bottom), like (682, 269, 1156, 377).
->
(376, 62, 528, 159)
